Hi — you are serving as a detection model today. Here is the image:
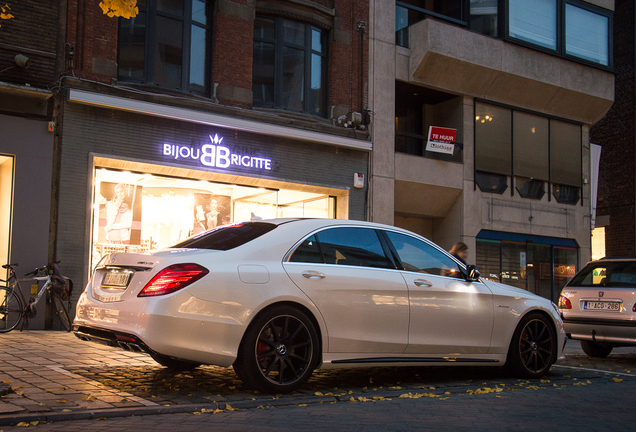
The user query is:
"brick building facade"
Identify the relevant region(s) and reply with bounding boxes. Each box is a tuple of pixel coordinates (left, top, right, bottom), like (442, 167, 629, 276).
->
(590, 0, 636, 258)
(51, 0, 372, 315)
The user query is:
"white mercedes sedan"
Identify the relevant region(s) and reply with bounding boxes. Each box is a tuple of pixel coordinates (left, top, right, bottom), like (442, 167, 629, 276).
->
(74, 219, 565, 393)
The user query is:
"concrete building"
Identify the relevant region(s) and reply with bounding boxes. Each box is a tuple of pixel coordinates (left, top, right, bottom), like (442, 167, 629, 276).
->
(369, 0, 615, 300)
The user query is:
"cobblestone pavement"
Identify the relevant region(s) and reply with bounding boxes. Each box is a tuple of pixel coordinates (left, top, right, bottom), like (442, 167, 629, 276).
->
(1, 331, 635, 430)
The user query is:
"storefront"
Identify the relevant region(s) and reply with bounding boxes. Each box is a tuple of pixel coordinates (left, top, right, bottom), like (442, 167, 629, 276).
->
(476, 231, 578, 302)
(57, 90, 370, 291)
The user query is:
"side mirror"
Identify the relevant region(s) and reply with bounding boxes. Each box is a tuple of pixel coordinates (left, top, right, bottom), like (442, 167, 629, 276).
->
(466, 264, 481, 282)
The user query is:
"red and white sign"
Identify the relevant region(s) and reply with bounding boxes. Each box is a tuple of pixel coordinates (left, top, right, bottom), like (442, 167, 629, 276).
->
(426, 126, 457, 155)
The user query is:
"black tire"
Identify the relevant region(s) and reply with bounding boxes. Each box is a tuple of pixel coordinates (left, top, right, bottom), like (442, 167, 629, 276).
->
(0, 286, 23, 333)
(233, 305, 319, 394)
(506, 312, 557, 378)
(580, 340, 613, 358)
(150, 352, 201, 371)
(52, 292, 72, 332)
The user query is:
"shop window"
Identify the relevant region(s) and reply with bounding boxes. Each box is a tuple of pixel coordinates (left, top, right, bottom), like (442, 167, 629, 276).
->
(316, 228, 393, 269)
(90, 168, 337, 269)
(475, 172, 507, 194)
(0, 155, 13, 272)
(476, 239, 501, 282)
(475, 101, 582, 200)
(516, 177, 545, 200)
(554, 246, 577, 290)
(553, 183, 579, 205)
(253, 15, 327, 117)
(475, 102, 511, 176)
(118, 0, 211, 96)
(513, 111, 548, 183)
(501, 241, 527, 290)
(385, 231, 463, 278)
(550, 119, 581, 191)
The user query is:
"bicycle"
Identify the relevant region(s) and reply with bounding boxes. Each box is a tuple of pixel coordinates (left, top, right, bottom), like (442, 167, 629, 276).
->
(0, 262, 73, 333)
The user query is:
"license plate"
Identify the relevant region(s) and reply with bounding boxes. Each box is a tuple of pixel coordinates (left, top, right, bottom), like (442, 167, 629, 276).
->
(102, 271, 131, 288)
(584, 301, 621, 311)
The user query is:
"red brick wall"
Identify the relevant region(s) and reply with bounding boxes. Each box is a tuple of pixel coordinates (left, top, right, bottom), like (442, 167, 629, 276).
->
(66, 0, 369, 115)
(590, 0, 636, 257)
(0, 0, 59, 88)
(66, 0, 117, 83)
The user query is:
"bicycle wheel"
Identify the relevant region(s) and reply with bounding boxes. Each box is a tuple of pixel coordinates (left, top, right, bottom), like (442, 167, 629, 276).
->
(51, 292, 72, 332)
(0, 286, 24, 333)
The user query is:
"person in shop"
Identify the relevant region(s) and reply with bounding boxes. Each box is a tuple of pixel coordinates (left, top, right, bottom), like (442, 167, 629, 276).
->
(104, 183, 134, 244)
(449, 242, 468, 265)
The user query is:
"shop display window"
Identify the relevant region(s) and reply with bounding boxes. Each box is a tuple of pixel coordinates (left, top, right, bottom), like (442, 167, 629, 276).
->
(91, 168, 336, 268)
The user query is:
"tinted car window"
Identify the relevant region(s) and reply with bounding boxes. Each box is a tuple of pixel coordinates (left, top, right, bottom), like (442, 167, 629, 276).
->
(288, 235, 323, 263)
(386, 231, 463, 278)
(568, 261, 636, 287)
(314, 227, 392, 269)
(172, 222, 277, 251)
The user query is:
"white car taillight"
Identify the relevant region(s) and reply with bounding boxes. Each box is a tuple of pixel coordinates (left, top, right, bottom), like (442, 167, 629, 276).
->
(138, 263, 209, 297)
(558, 295, 572, 310)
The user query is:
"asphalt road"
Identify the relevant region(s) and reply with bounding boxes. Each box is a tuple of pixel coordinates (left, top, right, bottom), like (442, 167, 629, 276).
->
(1, 331, 636, 431)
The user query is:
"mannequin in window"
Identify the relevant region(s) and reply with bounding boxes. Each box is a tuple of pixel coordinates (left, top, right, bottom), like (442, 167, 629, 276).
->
(104, 183, 133, 244)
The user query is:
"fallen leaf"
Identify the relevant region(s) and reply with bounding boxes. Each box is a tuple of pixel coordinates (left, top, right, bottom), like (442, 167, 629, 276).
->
(613, 378, 624, 383)
(192, 412, 202, 415)
(57, 400, 66, 403)
(45, 389, 54, 393)
(298, 404, 307, 407)
(82, 396, 96, 401)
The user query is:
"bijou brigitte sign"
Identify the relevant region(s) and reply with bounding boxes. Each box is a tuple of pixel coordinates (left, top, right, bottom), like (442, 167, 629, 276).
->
(426, 126, 457, 155)
(162, 134, 272, 171)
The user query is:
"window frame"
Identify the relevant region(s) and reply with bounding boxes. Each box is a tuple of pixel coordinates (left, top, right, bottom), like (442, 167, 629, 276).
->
(253, 14, 329, 117)
(473, 99, 583, 204)
(117, 0, 212, 96)
(504, 0, 613, 70)
(395, 0, 613, 70)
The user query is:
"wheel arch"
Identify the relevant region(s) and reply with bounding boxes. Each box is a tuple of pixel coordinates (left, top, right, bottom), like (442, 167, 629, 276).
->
(507, 308, 560, 368)
(239, 300, 324, 366)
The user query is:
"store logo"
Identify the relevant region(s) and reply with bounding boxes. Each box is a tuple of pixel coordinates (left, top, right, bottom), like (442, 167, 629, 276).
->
(162, 134, 272, 171)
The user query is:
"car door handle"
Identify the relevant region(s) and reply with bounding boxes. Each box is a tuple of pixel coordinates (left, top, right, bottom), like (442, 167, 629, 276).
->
(414, 279, 433, 287)
(302, 271, 326, 280)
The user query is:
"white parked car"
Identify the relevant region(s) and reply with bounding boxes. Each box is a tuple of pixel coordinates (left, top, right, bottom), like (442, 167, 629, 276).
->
(74, 219, 565, 393)
(559, 258, 636, 357)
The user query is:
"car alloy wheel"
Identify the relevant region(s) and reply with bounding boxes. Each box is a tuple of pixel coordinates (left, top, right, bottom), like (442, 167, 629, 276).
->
(507, 312, 556, 378)
(234, 305, 318, 393)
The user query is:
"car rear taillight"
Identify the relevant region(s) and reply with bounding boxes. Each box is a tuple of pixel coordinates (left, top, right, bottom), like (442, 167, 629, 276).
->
(633, 303, 636, 313)
(558, 295, 572, 310)
(138, 263, 209, 297)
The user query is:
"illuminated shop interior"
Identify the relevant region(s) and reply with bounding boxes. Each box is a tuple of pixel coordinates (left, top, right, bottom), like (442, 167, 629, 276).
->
(91, 167, 340, 268)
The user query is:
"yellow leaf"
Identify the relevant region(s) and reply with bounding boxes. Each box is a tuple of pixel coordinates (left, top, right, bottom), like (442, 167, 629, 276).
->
(63, 409, 72, 412)
(298, 404, 307, 407)
(225, 404, 237, 411)
(314, 391, 323, 396)
(192, 412, 201, 415)
(45, 389, 54, 393)
(16, 422, 29, 427)
(82, 396, 96, 401)
(57, 400, 66, 403)
(613, 378, 624, 383)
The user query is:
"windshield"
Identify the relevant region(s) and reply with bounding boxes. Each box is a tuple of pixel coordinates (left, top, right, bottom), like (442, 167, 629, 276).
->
(172, 222, 277, 251)
(567, 261, 636, 287)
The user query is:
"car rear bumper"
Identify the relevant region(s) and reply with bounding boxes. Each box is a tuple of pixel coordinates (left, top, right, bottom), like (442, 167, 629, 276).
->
(563, 316, 636, 345)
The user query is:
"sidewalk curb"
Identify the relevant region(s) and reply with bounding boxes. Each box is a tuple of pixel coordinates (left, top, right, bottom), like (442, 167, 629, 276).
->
(0, 396, 338, 426)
